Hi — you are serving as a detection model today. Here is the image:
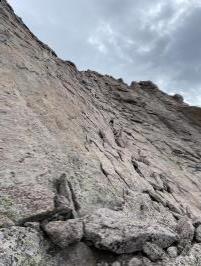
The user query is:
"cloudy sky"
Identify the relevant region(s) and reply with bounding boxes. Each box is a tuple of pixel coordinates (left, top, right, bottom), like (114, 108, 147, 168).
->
(8, 0, 201, 106)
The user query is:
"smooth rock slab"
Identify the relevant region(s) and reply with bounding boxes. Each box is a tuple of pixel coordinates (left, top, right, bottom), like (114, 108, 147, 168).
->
(44, 219, 83, 248)
(0, 184, 55, 222)
(83, 208, 177, 254)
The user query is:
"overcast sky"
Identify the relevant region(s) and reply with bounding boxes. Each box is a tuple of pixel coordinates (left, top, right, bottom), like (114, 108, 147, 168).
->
(8, 0, 201, 106)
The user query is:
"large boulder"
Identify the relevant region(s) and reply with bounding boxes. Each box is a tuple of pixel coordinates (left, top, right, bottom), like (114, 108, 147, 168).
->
(84, 208, 177, 254)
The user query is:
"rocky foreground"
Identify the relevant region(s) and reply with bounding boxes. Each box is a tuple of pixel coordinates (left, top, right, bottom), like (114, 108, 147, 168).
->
(1, 0, 201, 265)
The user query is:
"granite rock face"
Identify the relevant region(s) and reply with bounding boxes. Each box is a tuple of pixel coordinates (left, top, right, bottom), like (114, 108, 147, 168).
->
(0, 227, 50, 266)
(1, 0, 201, 265)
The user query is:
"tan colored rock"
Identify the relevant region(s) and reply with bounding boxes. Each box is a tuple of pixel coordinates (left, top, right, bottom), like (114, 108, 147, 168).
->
(1, 0, 201, 265)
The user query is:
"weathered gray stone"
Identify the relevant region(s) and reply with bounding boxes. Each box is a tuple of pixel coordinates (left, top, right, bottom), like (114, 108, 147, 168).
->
(128, 257, 142, 266)
(84, 208, 177, 254)
(53, 242, 96, 266)
(111, 262, 121, 266)
(142, 257, 154, 266)
(177, 218, 195, 242)
(177, 240, 192, 256)
(0, 184, 56, 222)
(166, 244, 201, 266)
(44, 219, 83, 248)
(24, 222, 41, 231)
(143, 242, 165, 262)
(167, 246, 178, 258)
(0, 227, 49, 266)
(172, 94, 184, 103)
(1, 0, 201, 265)
(0, 214, 14, 228)
(176, 218, 194, 253)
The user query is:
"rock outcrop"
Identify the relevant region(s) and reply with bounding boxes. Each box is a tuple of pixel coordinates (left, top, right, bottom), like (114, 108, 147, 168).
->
(1, 0, 201, 265)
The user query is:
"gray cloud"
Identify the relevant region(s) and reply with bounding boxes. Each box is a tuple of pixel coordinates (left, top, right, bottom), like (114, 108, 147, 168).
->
(8, 0, 201, 105)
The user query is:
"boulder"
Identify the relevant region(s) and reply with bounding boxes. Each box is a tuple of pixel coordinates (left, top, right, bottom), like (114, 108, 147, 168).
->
(143, 242, 165, 262)
(177, 218, 195, 242)
(166, 244, 201, 266)
(167, 246, 178, 258)
(53, 242, 96, 266)
(172, 94, 184, 103)
(128, 257, 142, 266)
(84, 208, 177, 254)
(176, 218, 194, 252)
(44, 219, 83, 248)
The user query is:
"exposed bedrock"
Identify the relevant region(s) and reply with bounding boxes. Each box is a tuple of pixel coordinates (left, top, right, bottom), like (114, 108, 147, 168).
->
(1, 0, 201, 265)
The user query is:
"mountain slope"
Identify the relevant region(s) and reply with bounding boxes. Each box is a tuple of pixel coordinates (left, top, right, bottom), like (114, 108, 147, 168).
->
(1, 1, 201, 265)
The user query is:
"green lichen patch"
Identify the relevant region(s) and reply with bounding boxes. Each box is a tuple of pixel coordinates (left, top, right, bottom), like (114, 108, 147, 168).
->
(0, 196, 20, 221)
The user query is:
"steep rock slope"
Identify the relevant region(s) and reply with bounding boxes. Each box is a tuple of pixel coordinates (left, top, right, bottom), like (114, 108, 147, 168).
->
(0, 0, 201, 265)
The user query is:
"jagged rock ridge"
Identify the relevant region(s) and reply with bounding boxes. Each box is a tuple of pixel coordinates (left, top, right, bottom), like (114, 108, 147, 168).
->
(1, 0, 201, 265)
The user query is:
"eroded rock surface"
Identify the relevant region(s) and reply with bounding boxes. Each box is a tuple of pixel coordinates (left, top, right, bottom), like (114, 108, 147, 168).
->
(1, 0, 201, 265)
(0, 227, 49, 265)
(44, 219, 83, 248)
(83, 208, 177, 254)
